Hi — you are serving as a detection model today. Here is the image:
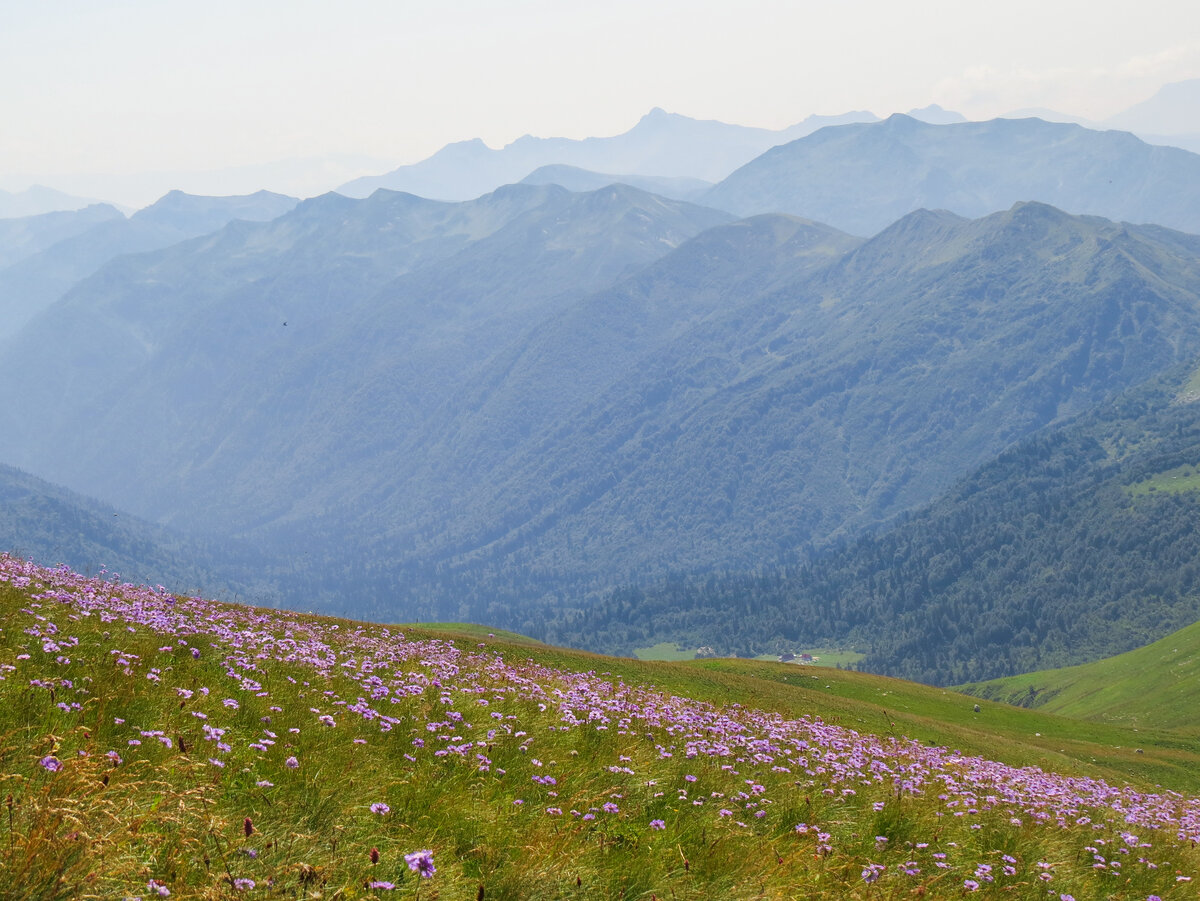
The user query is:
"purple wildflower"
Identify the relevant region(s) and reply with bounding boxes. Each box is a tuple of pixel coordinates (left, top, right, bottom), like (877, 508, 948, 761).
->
(649, 819, 666, 830)
(404, 849, 435, 878)
(39, 755, 62, 772)
(370, 802, 390, 815)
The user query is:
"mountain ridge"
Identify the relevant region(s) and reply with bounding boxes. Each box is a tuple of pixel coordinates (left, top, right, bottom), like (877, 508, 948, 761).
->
(703, 115, 1200, 236)
(337, 108, 881, 200)
(0, 189, 299, 342)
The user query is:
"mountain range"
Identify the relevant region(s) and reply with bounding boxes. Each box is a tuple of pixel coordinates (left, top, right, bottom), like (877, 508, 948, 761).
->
(337, 108, 882, 200)
(518, 165, 713, 202)
(7, 106, 1200, 686)
(6, 184, 1200, 644)
(0, 203, 124, 270)
(703, 114, 1200, 235)
(573, 360, 1200, 685)
(0, 184, 115, 218)
(0, 189, 298, 342)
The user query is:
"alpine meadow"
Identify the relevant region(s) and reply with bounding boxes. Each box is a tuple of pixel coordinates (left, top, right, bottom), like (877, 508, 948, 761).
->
(6, 18, 1200, 896)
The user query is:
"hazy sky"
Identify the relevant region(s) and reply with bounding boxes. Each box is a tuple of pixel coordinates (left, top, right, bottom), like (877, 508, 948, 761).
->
(3, 0, 1199, 182)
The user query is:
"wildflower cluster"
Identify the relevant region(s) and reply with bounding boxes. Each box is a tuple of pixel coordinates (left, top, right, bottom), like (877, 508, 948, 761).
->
(2, 553, 1199, 899)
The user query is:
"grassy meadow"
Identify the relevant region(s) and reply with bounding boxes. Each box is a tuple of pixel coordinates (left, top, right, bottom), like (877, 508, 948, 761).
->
(962, 618, 1200, 733)
(3, 555, 1200, 899)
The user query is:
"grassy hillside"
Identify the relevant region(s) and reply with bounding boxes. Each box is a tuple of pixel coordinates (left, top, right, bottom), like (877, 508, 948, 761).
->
(4, 555, 1200, 899)
(961, 618, 1200, 732)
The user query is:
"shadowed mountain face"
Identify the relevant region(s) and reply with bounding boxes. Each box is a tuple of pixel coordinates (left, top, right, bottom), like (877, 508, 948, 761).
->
(5, 190, 1200, 628)
(0, 190, 299, 342)
(704, 115, 1200, 236)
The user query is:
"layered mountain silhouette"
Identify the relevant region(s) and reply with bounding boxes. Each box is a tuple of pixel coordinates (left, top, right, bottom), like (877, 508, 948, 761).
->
(338, 109, 880, 200)
(703, 115, 1200, 235)
(1102, 78, 1200, 151)
(5, 189, 1200, 630)
(519, 165, 712, 202)
(0, 185, 113, 218)
(0, 203, 124, 270)
(0, 189, 298, 341)
(0, 184, 730, 530)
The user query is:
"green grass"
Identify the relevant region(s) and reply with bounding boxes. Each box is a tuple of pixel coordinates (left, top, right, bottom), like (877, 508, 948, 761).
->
(1177, 360, 1200, 401)
(6, 562, 1200, 900)
(636, 644, 866, 668)
(961, 617, 1200, 733)
(1126, 462, 1200, 496)
(631, 641, 699, 661)
(406, 622, 543, 645)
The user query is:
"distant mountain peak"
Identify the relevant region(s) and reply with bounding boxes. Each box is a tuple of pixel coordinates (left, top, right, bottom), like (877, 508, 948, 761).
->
(703, 114, 1200, 236)
(906, 104, 968, 125)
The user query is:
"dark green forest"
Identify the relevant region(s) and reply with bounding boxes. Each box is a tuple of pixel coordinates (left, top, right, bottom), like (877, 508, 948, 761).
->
(558, 365, 1200, 684)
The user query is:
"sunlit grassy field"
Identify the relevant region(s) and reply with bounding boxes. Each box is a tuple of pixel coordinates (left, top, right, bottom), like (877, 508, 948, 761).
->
(962, 618, 1200, 734)
(4, 555, 1200, 899)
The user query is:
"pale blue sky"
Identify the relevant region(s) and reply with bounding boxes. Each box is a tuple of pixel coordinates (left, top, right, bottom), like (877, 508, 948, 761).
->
(2, 0, 1198, 181)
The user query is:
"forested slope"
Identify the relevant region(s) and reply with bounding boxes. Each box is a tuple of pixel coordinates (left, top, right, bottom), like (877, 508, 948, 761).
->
(568, 364, 1200, 684)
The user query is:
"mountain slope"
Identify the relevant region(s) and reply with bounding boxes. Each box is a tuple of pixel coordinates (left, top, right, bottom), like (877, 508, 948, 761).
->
(0, 463, 274, 603)
(338, 108, 880, 200)
(0, 184, 113, 217)
(962, 617, 1200, 732)
(0, 184, 731, 536)
(6, 556, 1200, 898)
(447, 203, 1200, 600)
(0, 189, 298, 341)
(8, 200, 1200, 635)
(704, 114, 1200, 235)
(519, 164, 712, 201)
(0, 203, 124, 269)
(1104, 77, 1200, 136)
(575, 359, 1200, 684)
(268, 203, 1200, 624)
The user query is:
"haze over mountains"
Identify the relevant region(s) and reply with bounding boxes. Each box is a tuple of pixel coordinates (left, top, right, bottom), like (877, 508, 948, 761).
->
(704, 115, 1200, 235)
(0, 185, 115, 218)
(6, 100, 1200, 685)
(0, 189, 298, 342)
(337, 108, 882, 201)
(0, 203, 124, 270)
